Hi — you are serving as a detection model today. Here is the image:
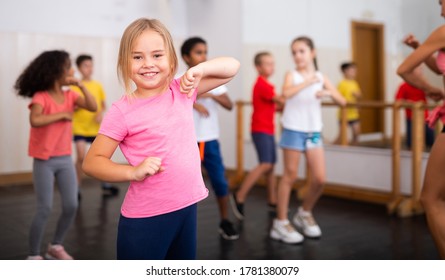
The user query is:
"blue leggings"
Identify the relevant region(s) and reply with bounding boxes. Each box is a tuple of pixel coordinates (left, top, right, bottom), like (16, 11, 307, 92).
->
(201, 140, 229, 197)
(117, 204, 197, 260)
(30, 156, 78, 256)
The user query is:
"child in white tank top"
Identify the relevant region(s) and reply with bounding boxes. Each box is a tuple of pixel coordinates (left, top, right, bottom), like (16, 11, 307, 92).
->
(270, 36, 346, 244)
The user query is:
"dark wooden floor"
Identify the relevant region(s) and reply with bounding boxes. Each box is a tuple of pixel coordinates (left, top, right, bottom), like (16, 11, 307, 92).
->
(0, 178, 439, 260)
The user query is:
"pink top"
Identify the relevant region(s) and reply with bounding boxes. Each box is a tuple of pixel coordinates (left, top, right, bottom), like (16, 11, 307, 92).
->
(436, 50, 445, 75)
(427, 50, 445, 127)
(28, 90, 79, 160)
(99, 79, 208, 218)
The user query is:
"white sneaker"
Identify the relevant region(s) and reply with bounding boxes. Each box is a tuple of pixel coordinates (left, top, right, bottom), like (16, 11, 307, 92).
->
(293, 208, 322, 238)
(270, 219, 304, 244)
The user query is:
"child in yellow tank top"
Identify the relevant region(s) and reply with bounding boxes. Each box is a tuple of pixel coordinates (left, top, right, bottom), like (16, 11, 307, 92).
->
(71, 54, 119, 198)
(334, 62, 362, 145)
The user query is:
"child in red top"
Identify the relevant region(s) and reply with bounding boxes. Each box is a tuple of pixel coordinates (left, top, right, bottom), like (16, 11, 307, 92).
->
(231, 52, 283, 220)
(15, 50, 97, 260)
(395, 66, 434, 148)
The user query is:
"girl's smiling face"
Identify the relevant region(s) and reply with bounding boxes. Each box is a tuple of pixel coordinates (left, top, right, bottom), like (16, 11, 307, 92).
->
(131, 29, 170, 97)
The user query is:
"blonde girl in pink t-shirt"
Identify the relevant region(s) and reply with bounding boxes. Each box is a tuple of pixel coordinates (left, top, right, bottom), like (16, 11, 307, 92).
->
(82, 18, 240, 260)
(14, 50, 97, 260)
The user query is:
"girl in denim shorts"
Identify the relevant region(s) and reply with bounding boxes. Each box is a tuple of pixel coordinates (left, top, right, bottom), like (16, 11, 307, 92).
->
(270, 36, 346, 245)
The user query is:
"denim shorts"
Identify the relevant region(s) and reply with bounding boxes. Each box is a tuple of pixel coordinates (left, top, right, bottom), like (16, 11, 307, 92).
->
(279, 128, 323, 151)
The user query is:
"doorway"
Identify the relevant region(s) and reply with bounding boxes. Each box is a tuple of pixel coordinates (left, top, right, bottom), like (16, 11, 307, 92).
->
(351, 21, 385, 137)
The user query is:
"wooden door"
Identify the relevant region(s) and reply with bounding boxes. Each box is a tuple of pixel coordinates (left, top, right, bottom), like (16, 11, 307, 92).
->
(351, 21, 385, 135)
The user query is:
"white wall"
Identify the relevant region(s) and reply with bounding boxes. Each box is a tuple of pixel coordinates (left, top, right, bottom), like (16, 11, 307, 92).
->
(184, 0, 243, 170)
(0, 0, 188, 38)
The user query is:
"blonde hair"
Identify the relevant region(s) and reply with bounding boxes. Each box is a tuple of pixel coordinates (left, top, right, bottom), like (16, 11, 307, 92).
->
(117, 18, 178, 94)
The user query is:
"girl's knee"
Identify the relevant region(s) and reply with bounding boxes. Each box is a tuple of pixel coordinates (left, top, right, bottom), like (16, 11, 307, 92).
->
(315, 177, 326, 186)
(282, 171, 297, 184)
(311, 176, 326, 190)
(211, 180, 229, 197)
(260, 163, 274, 173)
(420, 190, 438, 210)
(420, 195, 429, 210)
(76, 155, 85, 165)
(36, 205, 52, 219)
(62, 200, 78, 215)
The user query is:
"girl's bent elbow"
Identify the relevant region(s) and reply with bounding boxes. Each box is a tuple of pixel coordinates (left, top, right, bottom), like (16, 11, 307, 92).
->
(30, 119, 42, 127)
(234, 59, 241, 70)
(89, 105, 98, 112)
(229, 59, 241, 75)
(396, 67, 406, 77)
(82, 161, 93, 177)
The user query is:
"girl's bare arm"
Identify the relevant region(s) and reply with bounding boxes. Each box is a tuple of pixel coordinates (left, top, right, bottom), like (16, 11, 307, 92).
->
(397, 25, 445, 100)
(82, 134, 163, 182)
(180, 57, 240, 97)
(282, 71, 319, 99)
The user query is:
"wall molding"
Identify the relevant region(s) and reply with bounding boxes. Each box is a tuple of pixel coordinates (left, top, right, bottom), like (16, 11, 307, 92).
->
(0, 172, 33, 187)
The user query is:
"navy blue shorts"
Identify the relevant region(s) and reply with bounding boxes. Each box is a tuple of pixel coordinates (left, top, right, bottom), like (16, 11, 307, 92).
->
(338, 119, 360, 126)
(73, 135, 96, 143)
(117, 204, 197, 260)
(251, 132, 276, 164)
(200, 140, 229, 197)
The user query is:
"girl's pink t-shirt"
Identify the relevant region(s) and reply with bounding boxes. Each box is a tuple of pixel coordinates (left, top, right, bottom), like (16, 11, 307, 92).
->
(99, 79, 208, 218)
(28, 90, 79, 160)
